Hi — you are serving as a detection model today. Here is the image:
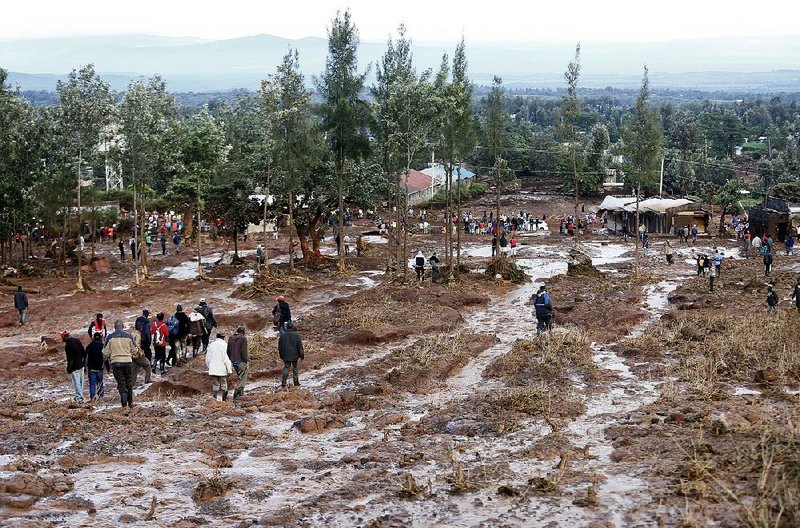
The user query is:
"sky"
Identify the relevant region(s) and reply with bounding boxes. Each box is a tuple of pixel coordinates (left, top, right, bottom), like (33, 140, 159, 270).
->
(3, 0, 799, 43)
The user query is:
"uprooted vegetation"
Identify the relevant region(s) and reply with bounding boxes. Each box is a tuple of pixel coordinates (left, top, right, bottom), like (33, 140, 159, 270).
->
(485, 257, 528, 283)
(486, 327, 596, 385)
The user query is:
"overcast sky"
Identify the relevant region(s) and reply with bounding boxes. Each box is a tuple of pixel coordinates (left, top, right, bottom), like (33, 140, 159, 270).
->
(3, 0, 798, 43)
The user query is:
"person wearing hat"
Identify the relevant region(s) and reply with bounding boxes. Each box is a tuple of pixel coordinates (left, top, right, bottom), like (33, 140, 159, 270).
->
(272, 296, 292, 332)
(62, 330, 86, 403)
(205, 332, 233, 401)
(414, 250, 425, 281)
(227, 325, 249, 400)
(532, 285, 553, 335)
(197, 298, 217, 354)
(278, 321, 304, 388)
(103, 320, 138, 408)
(85, 331, 107, 401)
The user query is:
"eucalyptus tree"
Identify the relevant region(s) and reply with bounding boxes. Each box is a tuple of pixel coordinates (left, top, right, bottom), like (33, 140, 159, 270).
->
(56, 64, 114, 290)
(622, 66, 664, 274)
(561, 43, 582, 239)
(119, 75, 178, 281)
(481, 75, 511, 244)
(316, 9, 371, 271)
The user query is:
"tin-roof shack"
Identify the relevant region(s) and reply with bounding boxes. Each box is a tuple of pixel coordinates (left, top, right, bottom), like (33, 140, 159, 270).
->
(749, 197, 792, 242)
(598, 196, 710, 235)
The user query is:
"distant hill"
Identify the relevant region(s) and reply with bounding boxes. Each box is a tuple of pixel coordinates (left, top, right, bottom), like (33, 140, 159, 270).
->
(2, 33, 800, 92)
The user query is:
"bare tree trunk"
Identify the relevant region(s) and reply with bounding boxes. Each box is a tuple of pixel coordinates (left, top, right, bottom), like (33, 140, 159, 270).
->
(76, 148, 85, 291)
(289, 190, 294, 272)
(337, 153, 345, 272)
(196, 172, 205, 280)
(262, 171, 270, 274)
(573, 148, 580, 243)
(495, 159, 503, 247)
(140, 189, 149, 281)
(133, 178, 140, 285)
(456, 166, 462, 275)
(395, 172, 402, 279)
(635, 184, 641, 276)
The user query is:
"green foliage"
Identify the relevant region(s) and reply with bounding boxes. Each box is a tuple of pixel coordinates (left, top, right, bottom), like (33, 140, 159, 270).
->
(426, 182, 487, 205)
(622, 67, 664, 193)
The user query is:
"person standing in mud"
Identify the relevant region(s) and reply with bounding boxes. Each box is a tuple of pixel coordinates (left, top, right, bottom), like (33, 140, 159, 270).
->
(206, 332, 233, 401)
(752, 234, 762, 256)
(429, 252, 441, 282)
(414, 250, 426, 281)
(763, 248, 774, 277)
(197, 298, 217, 353)
(791, 278, 800, 311)
(62, 331, 86, 403)
(134, 309, 152, 364)
(172, 231, 181, 254)
(273, 296, 292, 331)
(131, 326, 152, 386)
(766, 285, 779, 311)
(118, 239, 125, 261)
(188, 307, 207, 358)
(532, 285, 553, 335)
(712, 248, 724, 277)
(85, 332, 106, 401)
(150, 313, 168, 374)
(14, 286, 28, 326)
(278, 321, 304, 388)
(691, 223, 698, 244)
(786, 233, 795, 256)
(88, 313, 108, 340)
(227, 325, 249, 400)
(743, 231, 751, 259)
(103, 320, 138, 408)
(708, 262, 716, 293)
(356, 235, 366, 257)
(160, 232, 167, 256)
(173, 304, 191, 361)
(664, 240, 674, 265)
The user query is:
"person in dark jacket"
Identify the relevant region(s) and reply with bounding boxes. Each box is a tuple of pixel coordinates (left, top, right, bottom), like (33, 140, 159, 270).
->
(174, 304, 191, 362)
(13, 286, 28, 326)
(767, 285, 779, 311)
(763, 249, 774, 277)
(118, 240, 125, 260)
(197, 298, 217, 353)
(792, 278, 800, 312)
(85, 332, 106, 400)
(134, 309, 152, 362)
(278, 322, 304, 388)
(227, 325, 249, 400)
(272, 296, 292, 331)
(414, 250, 425, 281)
(62, 330, 86, 403)
(88, 313, 108, 339)
(532, 285, 553, 335)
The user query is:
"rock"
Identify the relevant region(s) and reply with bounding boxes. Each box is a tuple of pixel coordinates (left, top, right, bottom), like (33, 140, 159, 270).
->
(0, 493, 36, 509)
(119, 514, 138, 523)
(754, 369, 778, 383)
(444, 419, 485, 437)
(679, 326, 704, 341)
(667, 412, 685, 423)
(373, 412, 407, 429)
(295, 416, 328, 433)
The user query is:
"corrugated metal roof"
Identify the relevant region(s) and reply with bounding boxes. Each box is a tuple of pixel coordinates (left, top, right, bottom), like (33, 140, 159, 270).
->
(421, 164, 475, 184)
(399, 170, 435, 194)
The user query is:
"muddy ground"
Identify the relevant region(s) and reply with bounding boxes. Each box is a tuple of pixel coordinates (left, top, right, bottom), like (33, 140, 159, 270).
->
(0, 192, 798, 527)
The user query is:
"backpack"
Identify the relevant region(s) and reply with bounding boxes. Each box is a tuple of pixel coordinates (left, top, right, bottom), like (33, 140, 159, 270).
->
(167, 315, 180, 337)
(152, 322, 167, 346)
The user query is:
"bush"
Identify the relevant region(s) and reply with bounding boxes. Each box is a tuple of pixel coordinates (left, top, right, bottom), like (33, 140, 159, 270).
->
(424, 182, 487, 206)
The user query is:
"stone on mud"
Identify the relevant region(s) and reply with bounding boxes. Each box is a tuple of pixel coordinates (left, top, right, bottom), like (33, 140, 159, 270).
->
(295, 415, 329, 433)
(754, 369, 778, 383)
(443, 418, 486, 437)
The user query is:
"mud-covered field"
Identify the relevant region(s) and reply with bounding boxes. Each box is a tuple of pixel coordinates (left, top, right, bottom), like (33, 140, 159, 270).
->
(0, 193, 798, 527)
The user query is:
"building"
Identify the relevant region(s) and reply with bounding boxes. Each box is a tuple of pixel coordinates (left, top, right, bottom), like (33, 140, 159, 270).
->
(598, 196, 709, 235)
(399, 170, 438, 206)
(420, 163, 476, 186)
(600, 168, 625, 193)
(749, 197, 791, 242)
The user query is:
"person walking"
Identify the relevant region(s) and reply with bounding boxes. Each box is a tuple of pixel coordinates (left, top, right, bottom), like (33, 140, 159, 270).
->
(664, 240, 674, 265)
(414, 250, 425, 281)
(227, 326, 249, 400)
(744, 231, 751, 259)
(205, 332, 232, 401)
(189, 307, 207, 358)
(429, 252, 440, 283)
(160, 232, 167, 256)
(134, 309, 152, 364)
(173, 304, 190, 362)
(278, 322, 304, 388)
(691, 224, 698, 244)
(14, 286, 28, 326)
(150, 312, 169, 374)
(510, 235, 517, 257)
(129, 235, 137, 262)
(752, 234, 762, 256)
(763, 248, 773, 277)
(791, 278, 800, 312)
(708, 263, 716, 293)
(197, 298, 217, 353)
(85, 332, 106, 401)
(118, 240, 125, 261)
(356, 235, 366, 257)
(272, 296, 292, 331)
(786, 233, 795, 256)
(103, 320, 138, 408)
(712, 248, 723, 277)
(88, 313, 108, 340)
(62, 331, 86, 403)
(172, 231, 181, 254)
(532, 285, 553, 335)
(767, 285, 779, 311)
(131, 327, 152, 386)
(343, 234, 351, 256)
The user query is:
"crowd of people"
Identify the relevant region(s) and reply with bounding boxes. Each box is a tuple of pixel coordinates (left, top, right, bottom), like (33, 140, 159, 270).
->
(56, 295, 306, 407)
